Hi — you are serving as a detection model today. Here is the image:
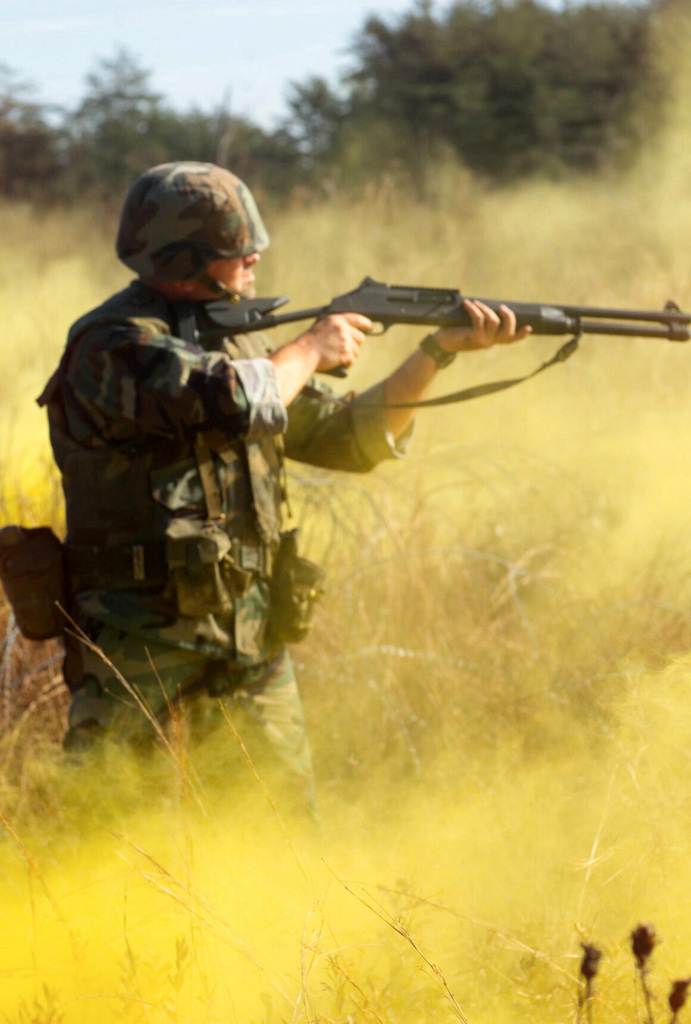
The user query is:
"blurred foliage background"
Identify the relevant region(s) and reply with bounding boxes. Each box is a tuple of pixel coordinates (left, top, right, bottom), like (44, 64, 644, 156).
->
(0, 0, 683, 207)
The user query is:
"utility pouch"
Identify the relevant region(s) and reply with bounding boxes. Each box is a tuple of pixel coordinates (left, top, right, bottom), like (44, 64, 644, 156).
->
(269, 529, 325, 644)
(165, 518, 234, 618)
(0, 526, 67, 640)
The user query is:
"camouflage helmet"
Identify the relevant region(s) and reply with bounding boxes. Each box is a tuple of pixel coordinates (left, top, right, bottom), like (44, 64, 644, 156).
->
(115, 161, 269, 281)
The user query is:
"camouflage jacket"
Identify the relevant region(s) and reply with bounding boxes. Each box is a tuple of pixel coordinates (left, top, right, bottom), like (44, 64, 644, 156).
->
(39, 280, 412, 665)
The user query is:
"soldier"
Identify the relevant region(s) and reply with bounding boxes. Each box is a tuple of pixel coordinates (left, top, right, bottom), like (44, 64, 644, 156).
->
(39, 161, 530, 806)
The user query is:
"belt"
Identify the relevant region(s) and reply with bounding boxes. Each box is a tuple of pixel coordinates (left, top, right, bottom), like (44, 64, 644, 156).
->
(66, 537, 273, 589)
(66, 542, 169, 589)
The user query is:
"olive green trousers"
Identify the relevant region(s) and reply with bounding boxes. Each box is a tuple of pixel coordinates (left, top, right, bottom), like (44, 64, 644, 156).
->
(64, 625, 315, 807)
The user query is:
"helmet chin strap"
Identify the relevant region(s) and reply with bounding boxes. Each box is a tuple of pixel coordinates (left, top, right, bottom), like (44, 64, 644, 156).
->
(196, 271, 240, 302)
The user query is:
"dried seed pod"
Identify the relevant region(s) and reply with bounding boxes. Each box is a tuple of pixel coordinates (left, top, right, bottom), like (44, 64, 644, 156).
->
(631, 924, 657, 968)
(580, 944, 602, 981)
(669, 978, 691, 1015)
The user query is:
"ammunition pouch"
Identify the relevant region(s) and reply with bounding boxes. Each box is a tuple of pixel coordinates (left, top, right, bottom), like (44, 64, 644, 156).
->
(165, 518, 234, 618)
(0, 526, 67, 640)
(269, 529, 325, 644)
(165, 518, 272, 619)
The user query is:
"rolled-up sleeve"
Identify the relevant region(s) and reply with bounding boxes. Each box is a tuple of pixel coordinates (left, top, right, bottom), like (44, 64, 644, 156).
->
(61, 323, 276, 442)
(233, 358, 288, 437)
(348, 380, 415, 464)
(284, 378, 414, 472)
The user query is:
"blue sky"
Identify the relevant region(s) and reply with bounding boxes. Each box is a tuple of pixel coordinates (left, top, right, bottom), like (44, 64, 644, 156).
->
(0, 0, 458, 128)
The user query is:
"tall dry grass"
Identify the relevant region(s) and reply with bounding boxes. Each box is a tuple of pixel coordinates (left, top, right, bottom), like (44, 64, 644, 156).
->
(3, 10, 691, 1021)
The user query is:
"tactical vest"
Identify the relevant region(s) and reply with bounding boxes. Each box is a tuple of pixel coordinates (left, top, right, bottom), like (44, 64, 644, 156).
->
(39, 285, 284, 611)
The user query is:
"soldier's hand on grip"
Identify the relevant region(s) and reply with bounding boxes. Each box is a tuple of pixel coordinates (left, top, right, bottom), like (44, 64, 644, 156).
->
(302, 313, 373, 372)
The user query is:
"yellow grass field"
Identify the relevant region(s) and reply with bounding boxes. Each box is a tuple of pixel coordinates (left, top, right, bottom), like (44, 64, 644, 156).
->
(3, 15, 691, 1022)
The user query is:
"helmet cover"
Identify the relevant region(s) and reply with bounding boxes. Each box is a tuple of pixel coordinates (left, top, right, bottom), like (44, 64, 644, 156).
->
(115, 161, 269, 281)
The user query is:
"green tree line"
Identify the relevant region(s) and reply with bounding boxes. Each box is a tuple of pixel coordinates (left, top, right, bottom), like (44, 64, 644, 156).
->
(0, 0, 678, 206)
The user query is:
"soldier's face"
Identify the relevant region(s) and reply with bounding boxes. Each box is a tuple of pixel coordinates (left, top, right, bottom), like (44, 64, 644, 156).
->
(207, 253, 261, 297)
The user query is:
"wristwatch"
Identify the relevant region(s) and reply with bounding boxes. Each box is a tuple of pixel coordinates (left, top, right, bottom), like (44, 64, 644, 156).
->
(419, 333, 457, 370)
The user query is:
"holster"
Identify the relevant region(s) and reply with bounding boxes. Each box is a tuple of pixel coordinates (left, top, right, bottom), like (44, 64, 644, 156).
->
(269, 529, 325, 644)
(0, 526, 67, 640)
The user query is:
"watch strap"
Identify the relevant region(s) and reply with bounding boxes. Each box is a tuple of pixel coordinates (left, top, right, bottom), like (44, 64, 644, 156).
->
(419, 333, 457, 370)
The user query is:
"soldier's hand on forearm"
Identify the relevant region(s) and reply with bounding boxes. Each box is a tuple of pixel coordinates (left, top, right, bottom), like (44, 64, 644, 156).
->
(434, 300, 532, 353)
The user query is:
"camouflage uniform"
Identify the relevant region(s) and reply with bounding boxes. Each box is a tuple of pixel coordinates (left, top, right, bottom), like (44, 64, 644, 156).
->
(39, 163, 412, 799)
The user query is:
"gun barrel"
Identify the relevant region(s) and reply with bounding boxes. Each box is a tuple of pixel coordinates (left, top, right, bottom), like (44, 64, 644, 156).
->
(466, 300, 690, 341)
(561, 303, 691, 325)
(578, 319, 691, 341)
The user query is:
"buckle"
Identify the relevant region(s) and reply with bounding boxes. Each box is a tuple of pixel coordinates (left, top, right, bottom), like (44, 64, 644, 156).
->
(239, 545, 262, 572)
(230, 538, 271, 576)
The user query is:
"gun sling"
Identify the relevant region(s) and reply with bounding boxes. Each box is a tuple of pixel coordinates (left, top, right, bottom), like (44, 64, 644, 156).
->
(303, 334, 581, 410)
